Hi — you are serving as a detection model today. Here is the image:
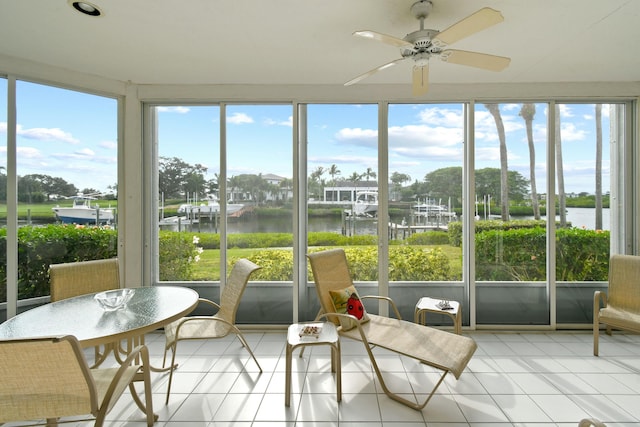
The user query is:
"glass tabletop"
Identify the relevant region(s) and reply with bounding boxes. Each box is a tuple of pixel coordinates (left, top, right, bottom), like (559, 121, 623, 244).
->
(0, 286, 199, 348)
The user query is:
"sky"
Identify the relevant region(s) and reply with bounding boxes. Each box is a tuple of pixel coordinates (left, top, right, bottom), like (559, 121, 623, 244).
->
(0, 79, 613, 198)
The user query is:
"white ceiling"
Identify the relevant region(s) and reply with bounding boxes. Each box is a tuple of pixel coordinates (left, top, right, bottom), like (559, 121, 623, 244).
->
(1, 0, 639, 89)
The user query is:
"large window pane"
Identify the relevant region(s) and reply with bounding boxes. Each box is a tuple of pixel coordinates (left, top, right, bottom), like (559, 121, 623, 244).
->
(226, 104, 293, 324)
(555, 103, 614, 324)
(474, 103, 549, 325)
(156, 105, 220, 281)
(15, 81, 118, 302)
(304, 103, 378, 321)
(306, 104, 379, 284)
(388, 103, 465, 320)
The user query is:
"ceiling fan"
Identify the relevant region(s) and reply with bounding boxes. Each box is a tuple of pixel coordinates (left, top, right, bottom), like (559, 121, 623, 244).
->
(345, 0, 511, 96)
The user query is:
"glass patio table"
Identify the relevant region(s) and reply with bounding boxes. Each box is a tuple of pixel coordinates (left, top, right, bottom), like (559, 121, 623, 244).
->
(0, 285, 199, 367)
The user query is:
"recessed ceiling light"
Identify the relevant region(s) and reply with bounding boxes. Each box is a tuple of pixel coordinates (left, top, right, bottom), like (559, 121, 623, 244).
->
(69, 1, 102, 17)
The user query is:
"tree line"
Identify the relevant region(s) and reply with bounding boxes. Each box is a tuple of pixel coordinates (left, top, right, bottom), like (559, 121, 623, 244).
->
(0, 169, 114, 203)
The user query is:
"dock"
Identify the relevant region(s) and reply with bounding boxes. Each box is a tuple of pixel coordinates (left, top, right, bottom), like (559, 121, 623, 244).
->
(388, 222, 448, 239)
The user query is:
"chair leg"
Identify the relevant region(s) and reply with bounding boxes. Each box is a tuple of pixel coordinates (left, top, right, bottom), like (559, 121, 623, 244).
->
(165, 343, 179, 405)
(359, 338, 448, 410)
(234, 330, 262, 373)
(593, 317, 600, 356)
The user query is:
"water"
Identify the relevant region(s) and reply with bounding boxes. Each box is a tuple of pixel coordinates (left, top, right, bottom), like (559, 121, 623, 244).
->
(161, 207, 610, 234)
(524, 207, 610, 231)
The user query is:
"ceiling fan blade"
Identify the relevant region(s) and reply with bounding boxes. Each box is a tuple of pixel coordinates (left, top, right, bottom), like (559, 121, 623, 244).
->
(344, 57, 407, 86)
(440, 49, 511, 72)
(353, 30, 413, 48)
(432, 7, 504, 47)
(412, 65, 429, 96)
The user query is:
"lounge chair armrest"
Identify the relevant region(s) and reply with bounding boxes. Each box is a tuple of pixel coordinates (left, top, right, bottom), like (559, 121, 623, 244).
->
(361, 295, 402, 320)
(317, 312, 370, 337)
(197, 297, 221, 312)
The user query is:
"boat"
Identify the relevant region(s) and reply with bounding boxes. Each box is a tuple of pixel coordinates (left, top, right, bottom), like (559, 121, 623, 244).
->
(158, 215, 198, 226)
(352, 191, 378, 217)
(52, 196, 115, 225)
(177, 197, 244, 216)
(412, 199, 457, 221)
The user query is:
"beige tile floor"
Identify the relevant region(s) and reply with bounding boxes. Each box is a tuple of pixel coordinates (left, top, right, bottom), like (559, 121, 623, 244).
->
(9, 329, 640, 426)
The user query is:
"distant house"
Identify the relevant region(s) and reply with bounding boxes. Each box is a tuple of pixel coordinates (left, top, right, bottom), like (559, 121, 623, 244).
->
(323, 182, 378, 202)
(262, 173, 292, 202)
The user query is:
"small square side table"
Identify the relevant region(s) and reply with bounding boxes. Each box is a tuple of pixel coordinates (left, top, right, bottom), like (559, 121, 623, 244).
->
(285, 322, 341, 406)
(414, 296, 462, 335)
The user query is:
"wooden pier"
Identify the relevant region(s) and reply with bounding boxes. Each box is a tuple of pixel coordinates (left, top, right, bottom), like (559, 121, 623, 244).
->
(388, 222, 448, 239)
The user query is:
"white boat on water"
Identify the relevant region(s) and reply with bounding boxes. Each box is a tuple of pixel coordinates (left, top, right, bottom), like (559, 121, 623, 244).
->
(352, 191, 378, 217)
(177, 197, 244, 216)
(413, 200, 457, 221)
(53, 196, 115, 225)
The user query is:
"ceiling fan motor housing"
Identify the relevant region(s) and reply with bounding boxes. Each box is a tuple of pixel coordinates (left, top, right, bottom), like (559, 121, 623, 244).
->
(401, 29, 442, 59)
(410, 0, 433, 20)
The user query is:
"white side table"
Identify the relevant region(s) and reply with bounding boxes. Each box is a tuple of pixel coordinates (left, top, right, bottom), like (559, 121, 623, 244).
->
(285, 322, 341, 406)
(414, 297, 462, 335)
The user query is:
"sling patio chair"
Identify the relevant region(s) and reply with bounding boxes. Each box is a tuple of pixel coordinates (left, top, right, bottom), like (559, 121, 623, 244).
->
(49, 258, 121, 365)
(593, 254, 640, 356)
(0, 335, 155, 427)
(50, 258, 121, 302)
(307, 248, 477, 411)
(162, 258, 263, 404)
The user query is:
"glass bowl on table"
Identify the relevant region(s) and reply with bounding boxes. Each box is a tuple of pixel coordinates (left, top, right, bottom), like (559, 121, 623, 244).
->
(94, 288, 135, 311)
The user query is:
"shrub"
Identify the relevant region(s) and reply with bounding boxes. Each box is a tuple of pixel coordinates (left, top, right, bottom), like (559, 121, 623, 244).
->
(0, 224, 117, 301)
(474, 226, 610, 281)
(242, 246, 453, 282)
(158, 231, 202, 281)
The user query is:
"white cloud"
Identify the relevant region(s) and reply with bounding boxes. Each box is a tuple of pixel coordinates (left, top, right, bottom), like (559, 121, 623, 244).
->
(16, 124, 79, 144)
(99, 140, 117, 150)
(560, 122, 587, 141)
(227, 112, 254, 124)
(264, 116, 293, 127)
(157, 106, 190, 114)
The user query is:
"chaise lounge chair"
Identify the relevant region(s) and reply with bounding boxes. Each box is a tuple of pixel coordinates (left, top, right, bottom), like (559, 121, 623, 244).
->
(307, 248, 477, 411)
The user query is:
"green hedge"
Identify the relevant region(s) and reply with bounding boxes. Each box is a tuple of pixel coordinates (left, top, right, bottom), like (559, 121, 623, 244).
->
(0, 225, 117, 301)
(233, 245, 451, 282)
(475, 226, 609, 281)
(1, 223, 610, 302)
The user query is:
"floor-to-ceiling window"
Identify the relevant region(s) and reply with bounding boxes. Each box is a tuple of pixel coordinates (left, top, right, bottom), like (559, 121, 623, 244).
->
(473, 102, 550, 325)
(388, 102, 466, 322)
(0, 80, 118, 319)
(153, 104, 294, 324)
(555, 103, 619, 324)
(155, 105, 220, 281)
(225, 104, 294, 323)
(304, 104, 379, 317)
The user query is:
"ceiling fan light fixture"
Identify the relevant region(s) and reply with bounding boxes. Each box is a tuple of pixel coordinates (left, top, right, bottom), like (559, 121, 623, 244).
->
(69, 1, 103, 17)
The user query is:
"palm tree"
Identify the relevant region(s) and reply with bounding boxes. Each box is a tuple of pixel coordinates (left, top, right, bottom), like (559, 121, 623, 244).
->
(595, 104, 603, 230)
(309, 166, 325, 200)
(555, 105, 567, 226)
(364, 167, 377, 181)
(519, 103, 540, 219)
(484, 104, 510, 220)
(227, 175, 242, 203)
(349, 171, 362, 182)
(328, 164, 341, 185)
